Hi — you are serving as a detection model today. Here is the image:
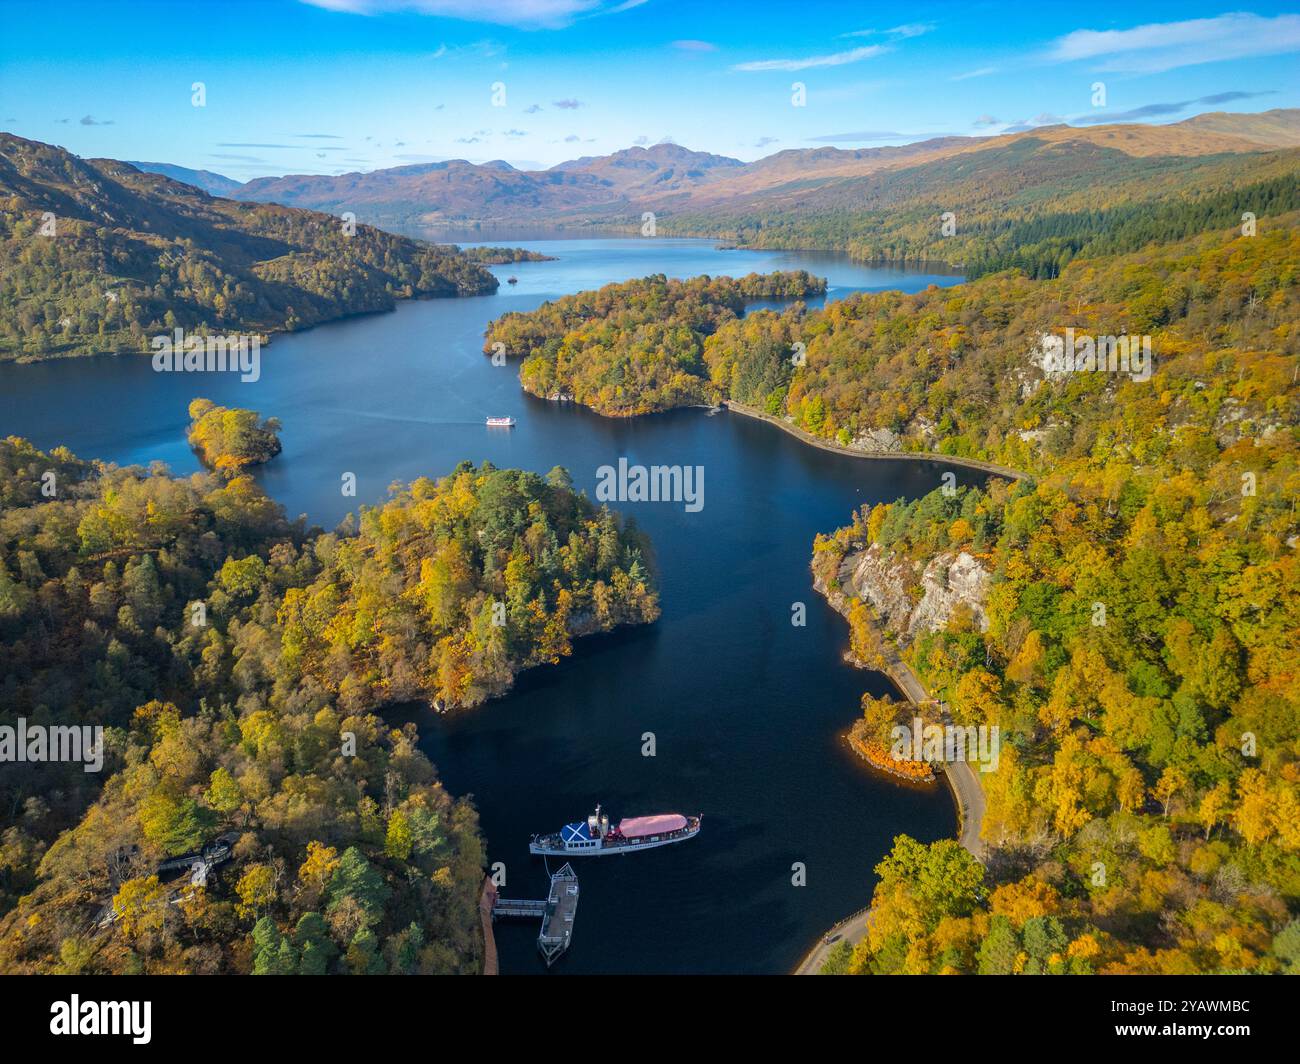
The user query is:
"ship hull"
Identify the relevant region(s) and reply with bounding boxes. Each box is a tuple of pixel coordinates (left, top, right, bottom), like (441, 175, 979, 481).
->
(529, 818, 700, 856)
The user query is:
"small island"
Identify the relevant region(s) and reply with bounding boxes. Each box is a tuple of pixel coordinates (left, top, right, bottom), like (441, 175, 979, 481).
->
(186, 398, 282, 473)
(458, 246, 557, 265)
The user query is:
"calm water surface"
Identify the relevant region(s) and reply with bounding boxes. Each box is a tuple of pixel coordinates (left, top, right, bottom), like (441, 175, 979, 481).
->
(0, 238, 977, 973)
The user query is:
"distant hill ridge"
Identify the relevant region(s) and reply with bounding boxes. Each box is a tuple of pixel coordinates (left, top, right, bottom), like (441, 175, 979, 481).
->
(119, 109, 1296, 230)
(117, 110, 1300, 233)
(123, 161, 245, 198)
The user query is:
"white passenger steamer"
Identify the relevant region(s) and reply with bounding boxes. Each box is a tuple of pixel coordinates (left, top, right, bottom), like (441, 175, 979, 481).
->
(529, 804, 701, 856)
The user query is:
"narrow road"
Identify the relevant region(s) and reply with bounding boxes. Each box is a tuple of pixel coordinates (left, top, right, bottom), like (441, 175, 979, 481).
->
(792, 649, 985, 974)
(793, 906, 873, 976)
(883, 646, 986, 859)
(725, 401, 1031, 481)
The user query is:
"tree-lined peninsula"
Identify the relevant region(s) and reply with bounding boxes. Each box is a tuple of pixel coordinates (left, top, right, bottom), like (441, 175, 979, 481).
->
(0, 438, 658, 974)
(483, 270, 826, 415)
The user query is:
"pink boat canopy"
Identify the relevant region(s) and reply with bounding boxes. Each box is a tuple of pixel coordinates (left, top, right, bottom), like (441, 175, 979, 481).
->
(617, 814, 687, 838)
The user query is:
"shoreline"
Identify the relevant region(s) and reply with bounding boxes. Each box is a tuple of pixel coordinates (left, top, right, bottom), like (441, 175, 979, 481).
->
(845, 730, 937, 785)
(792, 572, 987, 975)
(723, 400, 1030, 481)
(3, 284, 497, 366)
(478, 877, 499, 975)
(791, 659, 987, 975)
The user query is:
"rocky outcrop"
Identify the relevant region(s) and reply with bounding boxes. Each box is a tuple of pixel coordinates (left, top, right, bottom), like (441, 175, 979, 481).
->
(849, 427, 902, 453)
(1211, 395, 1284, 448)
(822, 542, 991, 647)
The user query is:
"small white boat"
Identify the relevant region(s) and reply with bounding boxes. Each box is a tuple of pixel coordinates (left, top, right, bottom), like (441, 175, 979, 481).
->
(486, 416, 516, 427)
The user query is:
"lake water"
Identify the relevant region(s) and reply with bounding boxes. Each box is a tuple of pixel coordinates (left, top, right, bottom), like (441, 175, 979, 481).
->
(0, 238, 977, 973)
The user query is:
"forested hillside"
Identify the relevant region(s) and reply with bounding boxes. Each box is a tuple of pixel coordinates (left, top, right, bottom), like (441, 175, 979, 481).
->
(483, 271, 826, 415)
(278, 464, 659, 711)
(801, 222, 1299, 973)
(0, 441, 657, 973)
(488, 219, 1297, 466)
(814, 455, 1297, 973)
(661, 137, 1300, 280)
(0, 134, 498, 361)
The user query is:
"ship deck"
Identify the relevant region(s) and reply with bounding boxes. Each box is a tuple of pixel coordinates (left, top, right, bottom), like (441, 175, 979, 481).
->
(529, 818, 700, 854)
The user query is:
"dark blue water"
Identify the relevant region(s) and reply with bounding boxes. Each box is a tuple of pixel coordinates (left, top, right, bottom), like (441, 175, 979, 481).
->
(0, 238, 976, 973)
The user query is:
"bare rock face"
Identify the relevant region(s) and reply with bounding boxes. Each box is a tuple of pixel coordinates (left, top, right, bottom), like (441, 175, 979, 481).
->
(836, 543, 990, 646)
(850, 427, 902, 453)
(909, 550, 990, 639)
(838, 544, 912, 628)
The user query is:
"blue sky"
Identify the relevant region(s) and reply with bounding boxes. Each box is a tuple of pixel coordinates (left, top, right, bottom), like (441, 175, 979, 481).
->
(2, 0, 1298, 180)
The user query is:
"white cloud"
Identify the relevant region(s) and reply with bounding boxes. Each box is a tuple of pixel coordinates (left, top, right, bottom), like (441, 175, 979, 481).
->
(300, 0, 626, 29)
(841, 23, 934, 41)
(951, 66, 998, 81)
(1050, 12, 1300, 73)
(807, 129, 908, 142)
(733, 44, 888, 72)
(886, 22, 933, 39)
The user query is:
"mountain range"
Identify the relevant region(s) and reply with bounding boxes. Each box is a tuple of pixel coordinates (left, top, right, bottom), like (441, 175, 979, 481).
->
(120, 109, 1300, 235)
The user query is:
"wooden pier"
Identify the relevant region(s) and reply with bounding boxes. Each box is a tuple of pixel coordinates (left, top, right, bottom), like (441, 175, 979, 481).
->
(490, 862, 579, 967)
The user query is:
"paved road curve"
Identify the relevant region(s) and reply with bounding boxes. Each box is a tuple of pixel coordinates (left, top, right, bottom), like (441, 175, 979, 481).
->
(793, 650, 985, 975)
(884, 646, 986, 859)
